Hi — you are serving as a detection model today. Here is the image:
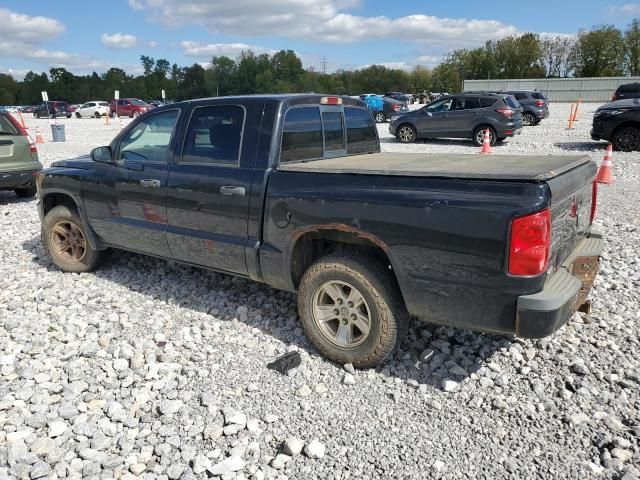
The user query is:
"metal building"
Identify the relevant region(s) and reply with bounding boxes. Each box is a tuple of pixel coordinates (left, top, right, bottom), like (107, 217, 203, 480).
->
(463, 77, 640, 102)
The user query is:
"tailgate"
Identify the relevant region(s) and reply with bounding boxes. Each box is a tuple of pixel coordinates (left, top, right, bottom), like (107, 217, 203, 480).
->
(546, 161, 598, 273)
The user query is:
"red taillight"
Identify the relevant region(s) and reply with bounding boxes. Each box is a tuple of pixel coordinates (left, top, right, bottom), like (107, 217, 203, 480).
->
(508, 209, 551, 276)
(495, 108, 514, 118)
(535, 100, 545, 107)
(392, 104, 400, 111)
(590, 180, 597, 224)
(320, 96, 342, 105)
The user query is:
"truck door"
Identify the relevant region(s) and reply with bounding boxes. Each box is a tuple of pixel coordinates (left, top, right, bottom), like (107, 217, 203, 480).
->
(82, 109, 180, 257)
(165, 102, 257, 275)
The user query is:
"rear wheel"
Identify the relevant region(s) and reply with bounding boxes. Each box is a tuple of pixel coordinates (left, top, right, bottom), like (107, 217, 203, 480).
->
(94, 112, 101, 118)
(612, 126, 640, 152)
(14, 186, 37, 198)
(34, 112, 40, 119)
(42, 205, 105, 273)
(374, 111, 386, 123)
(473, 126, 496, 147)
(298, 253, 409, 368)
(75, 112, 81, 119)
(397, 124, 417, 143)
(132, 111, 140, 118)
(522, 112, 536, 126)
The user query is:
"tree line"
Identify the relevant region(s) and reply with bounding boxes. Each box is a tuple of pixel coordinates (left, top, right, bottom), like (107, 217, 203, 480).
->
(0, 20, 638, 105)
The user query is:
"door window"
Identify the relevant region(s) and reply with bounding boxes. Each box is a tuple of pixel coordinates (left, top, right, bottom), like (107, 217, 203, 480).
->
(181, 105, 245, 165)
(118, 110, 179, 163)
(281, 107, 323, 162)
(454, 97, 481, 110)
(426, 98, 453, 112)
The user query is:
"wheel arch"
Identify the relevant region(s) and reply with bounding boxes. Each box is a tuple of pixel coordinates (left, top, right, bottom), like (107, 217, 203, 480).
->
(41, 191, 103, 250)
(289, 226, 405, 303)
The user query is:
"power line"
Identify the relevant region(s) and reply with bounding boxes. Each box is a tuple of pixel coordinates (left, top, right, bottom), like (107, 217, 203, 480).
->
(320, 57, 328, 74)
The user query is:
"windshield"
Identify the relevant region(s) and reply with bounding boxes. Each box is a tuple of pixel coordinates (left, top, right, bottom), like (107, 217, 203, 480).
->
(98, 102, 109, 106)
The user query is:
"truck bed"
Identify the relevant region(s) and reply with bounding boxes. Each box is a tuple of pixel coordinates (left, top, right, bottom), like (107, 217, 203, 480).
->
(278, 153, 592, 181)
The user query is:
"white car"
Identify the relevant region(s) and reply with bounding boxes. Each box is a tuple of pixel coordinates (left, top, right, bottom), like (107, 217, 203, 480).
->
(75, 101, 109, 118)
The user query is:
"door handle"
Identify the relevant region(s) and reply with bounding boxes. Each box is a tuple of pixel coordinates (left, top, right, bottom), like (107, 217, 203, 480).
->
(220, 186, 246, 197)
(140, 179, 161, 188)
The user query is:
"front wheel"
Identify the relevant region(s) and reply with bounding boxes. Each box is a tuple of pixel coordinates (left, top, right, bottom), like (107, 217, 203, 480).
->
(297, 253, 408, 368)
(132, 111, 140, 118)
(473, 126, 496, 147)
(374, 111, 386, 123)
(75, 112, 81, 119)
(42, 205, 105, 273)
(397, 124, 417, 143)
(612, 126, 640, 152)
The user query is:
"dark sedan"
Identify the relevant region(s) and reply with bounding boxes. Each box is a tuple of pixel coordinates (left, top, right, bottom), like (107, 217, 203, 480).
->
(591, 99, 640, 151)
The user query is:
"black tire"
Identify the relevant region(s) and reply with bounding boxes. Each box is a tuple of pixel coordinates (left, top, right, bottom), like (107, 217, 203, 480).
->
(34, 112, 40, 119)
(473, 126, 496, 147)
(14, 185, 37, 198)
(94, 112, 101, 118)
(297, 253, 409, 368)
(612, 126, 640, 152)
(522, 112, 536, 126)
(50, 112, 56, 119)
(75, 112, 81, 119)
(374, 111, 386, 123)
(397, 124, 417, 143)
(42, 205, 105, 273)
(66, 114, 72, 119)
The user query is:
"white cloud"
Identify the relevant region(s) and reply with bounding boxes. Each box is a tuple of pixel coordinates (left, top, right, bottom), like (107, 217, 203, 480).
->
(0, 67, 30, 81)
(101, 33, 138, 49)
(180, 41, 277, 59)
(130, 0, 518, 47)
(147, 40, 158, 48)
(609, 3, 640, 15)
(0, 7, 65, 44)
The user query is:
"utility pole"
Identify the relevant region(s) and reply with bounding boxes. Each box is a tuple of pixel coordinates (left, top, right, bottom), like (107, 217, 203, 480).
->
(320, 57, 328, 74)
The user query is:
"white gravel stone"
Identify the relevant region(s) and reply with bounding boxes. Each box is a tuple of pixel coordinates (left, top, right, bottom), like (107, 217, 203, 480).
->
(208, 455, 246, 475)
(304, 440, 325, 459)
(342, 373, 356, 385)
(48, 421, 67, 438)
(283, 437, 305, 456)
(442, 379, 459, 392)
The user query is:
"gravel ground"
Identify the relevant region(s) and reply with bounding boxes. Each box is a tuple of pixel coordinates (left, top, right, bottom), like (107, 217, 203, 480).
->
(1, 104, 639, 480)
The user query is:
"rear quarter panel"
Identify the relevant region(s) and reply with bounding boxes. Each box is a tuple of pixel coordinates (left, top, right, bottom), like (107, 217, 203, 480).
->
(262, 171, 551, 333)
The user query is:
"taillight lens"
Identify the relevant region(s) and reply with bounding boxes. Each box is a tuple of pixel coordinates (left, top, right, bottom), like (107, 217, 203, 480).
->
(590, 180, 597, 224)
(535, 100, 545, 107)
(495, 108, 514, 118)
(393, 104, 400, 111)
(508, 209, 551, 276)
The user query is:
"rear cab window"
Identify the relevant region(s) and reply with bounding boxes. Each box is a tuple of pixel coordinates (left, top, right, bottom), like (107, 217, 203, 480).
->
(280, 104, 378, 163)
(480, 97, 499, 108)
(531, 92, 548, 100)
(618, 84, 640, 94)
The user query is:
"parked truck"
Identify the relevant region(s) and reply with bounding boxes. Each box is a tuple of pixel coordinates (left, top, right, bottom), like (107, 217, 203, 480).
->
(36, 94, 603, 367)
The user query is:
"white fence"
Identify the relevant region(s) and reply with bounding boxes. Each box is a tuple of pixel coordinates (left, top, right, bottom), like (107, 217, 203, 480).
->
(463, 77, 640, 102)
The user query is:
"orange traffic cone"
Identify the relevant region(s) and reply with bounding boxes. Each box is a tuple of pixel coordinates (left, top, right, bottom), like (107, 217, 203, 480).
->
(480, 129, 492, 154)
(35, 126, 44, 144)
(596, 144, 614, 184)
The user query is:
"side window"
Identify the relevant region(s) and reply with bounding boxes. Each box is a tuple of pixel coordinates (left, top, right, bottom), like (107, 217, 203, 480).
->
(480, 97, 498, 108)
(514, 93, 527, 100)
(181, 105, 244, 165)
(322, 111, 345, 152)
(344, 107, 378, 155)
(281, 107, 322, 162)
(455, 97, 480, 110)
(427, 98, 453, 112)
(118, 110, 179, 163)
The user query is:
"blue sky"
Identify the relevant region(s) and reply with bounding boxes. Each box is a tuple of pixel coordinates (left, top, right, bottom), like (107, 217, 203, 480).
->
(0, 0, 637, 79)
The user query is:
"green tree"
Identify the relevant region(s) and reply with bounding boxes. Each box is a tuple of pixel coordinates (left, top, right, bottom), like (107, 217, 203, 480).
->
(625, 19, 640, 76)
(573, 25, 626, 77)
(0, 74, 19, 104)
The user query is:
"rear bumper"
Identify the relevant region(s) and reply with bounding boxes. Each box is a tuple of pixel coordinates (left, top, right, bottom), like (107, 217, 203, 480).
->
(515, 231, 603, 338)
(0, 168, 40, 189)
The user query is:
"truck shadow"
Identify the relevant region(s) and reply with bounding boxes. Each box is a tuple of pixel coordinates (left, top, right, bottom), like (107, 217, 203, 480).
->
(0, 191, 37, 206)
(21, 235, 506, 390)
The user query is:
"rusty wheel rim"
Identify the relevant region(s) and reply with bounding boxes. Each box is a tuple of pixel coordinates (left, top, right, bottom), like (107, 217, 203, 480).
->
(50, 220, 87, 262)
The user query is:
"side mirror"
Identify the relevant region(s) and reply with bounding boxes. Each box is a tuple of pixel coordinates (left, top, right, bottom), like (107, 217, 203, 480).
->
(90, 146, 113, 164)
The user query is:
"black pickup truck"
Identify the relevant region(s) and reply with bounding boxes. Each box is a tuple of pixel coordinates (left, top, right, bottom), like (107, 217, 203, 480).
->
(37, 94, 603, 367)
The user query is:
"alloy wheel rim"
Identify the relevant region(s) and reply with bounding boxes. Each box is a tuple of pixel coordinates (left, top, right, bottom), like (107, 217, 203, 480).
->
(616, 131, 638, 151)
(399, 126, 414, 142)
(50, 220, 87, 262)
(312, 280, 372, 349)
(376, 113, 384, 122)
(477, 130, 492, 144)
(523, 114, 534, 125)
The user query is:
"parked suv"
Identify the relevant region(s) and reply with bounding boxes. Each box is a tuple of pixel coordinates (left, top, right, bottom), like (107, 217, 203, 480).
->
(612, 83, 640, 102)
(33, 101, 72, 119)
(389, 93, 523, 145)
(0, 112, 43, 197)
(501, 90, 549, 126)
(591, 98, 640, 151)
(110, 98, 152, 118)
